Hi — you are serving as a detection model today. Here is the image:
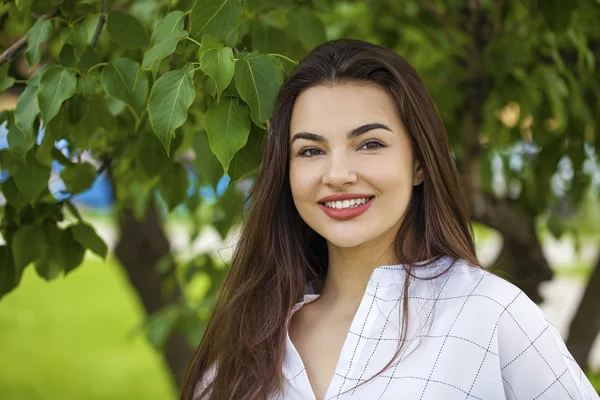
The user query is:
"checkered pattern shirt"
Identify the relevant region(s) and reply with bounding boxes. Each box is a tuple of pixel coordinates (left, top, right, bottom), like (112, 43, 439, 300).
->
(277, 257, 599, 399)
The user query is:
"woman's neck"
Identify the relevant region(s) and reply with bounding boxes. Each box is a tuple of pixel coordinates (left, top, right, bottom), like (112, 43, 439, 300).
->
(318, 235, 399, 307)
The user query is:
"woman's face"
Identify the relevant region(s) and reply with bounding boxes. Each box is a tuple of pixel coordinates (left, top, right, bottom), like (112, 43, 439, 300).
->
(289, 83, 423, 249)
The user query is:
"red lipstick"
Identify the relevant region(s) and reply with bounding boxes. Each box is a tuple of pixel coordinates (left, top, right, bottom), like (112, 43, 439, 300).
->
(317, 194, 375, 221)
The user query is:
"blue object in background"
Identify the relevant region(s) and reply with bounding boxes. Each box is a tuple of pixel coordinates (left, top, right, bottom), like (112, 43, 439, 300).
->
(72, 171, 114, 208)
(0, 122, 232, 211)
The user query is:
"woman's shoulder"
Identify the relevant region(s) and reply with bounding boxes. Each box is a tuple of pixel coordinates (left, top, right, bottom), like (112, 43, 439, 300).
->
(425, 259, 550, 332)
(427, 258, 524, 310)
(439, 259, 598, 398)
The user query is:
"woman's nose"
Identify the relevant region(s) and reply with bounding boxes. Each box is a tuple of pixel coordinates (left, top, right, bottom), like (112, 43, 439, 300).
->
(321, 152, 358, 188)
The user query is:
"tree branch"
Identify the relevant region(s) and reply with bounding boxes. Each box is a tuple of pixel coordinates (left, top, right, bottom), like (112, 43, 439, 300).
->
(0, 9, 59, 66)
(90, 0, 108, 48)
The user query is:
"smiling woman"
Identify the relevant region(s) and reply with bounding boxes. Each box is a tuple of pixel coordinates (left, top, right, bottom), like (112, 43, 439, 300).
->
(181, 39, 599, 400)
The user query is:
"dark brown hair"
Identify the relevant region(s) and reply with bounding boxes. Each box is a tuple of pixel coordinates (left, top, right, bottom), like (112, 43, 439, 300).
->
(181, 39, 480, 400)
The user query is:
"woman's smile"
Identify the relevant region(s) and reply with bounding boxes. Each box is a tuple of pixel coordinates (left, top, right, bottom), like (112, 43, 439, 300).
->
(317, 195, 375, 220)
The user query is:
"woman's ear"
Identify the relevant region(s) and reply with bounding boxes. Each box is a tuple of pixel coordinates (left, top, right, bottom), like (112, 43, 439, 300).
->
(413, 159, 424, 186)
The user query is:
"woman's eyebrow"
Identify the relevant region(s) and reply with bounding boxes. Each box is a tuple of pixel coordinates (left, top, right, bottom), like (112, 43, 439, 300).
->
(291, 122, 393, 144)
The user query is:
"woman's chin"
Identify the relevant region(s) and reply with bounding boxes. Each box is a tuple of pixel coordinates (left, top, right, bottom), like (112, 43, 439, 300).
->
(319, 231, 373, 249)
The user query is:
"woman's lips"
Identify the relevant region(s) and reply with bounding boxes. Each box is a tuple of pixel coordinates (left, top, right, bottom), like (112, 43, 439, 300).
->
(317, 198, 374, 220)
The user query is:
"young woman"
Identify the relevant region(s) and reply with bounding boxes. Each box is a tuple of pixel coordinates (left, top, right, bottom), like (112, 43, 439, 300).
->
(181, 39, 599, 400)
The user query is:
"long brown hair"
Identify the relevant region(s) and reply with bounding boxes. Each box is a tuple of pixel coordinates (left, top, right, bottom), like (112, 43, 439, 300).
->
(181, 39, 480, 400)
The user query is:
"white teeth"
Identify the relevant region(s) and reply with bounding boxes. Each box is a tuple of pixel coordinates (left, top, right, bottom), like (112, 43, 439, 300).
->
(323, 197, 372, 209)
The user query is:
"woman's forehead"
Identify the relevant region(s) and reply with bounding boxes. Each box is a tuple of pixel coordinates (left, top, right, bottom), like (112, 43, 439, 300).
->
(289, 83, 401, 137)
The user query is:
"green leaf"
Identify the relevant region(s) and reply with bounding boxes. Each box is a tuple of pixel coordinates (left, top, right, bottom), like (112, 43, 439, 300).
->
(61, 228, 87, 275)
(3, 178, 29, 214)
(59, 44, 77, 68)
(200, 46, 234, 101)
(213, 184, 245, 238)
(102, 57, 149, 115)
(286, 8, 326, 51)
(193, 130, 224, 187)
(71, 222, 108, 259)
(189, 0, 242, 41)
(0, 246, 21, 300)
(11, 224, 46, 270)
(106, 10, 148, 49)
(16, 0, 33, 11)
(540, 0, 576, 32)
(25, 19, 54, 67)
(0, 109, 8, 125)
(198, 34, 222, 55)
(202, 74, 217, 98)
(78, 74, 98, 96)
(65, 201, 83, 221)
(148, 69, 196, 154)
(6, 113, 35, 163)
(14, 83, 40, 138)
(151, 10, 185, 45)
(1, 149, 22, 176)
(234, 54, 282, 127)
(79, 46, 99, 72)
(250, 20, 289, 54)
(59, 23, 88, 59)
(37, 66, 77, 126)
(12, 151, 51, 204)
(51, 146, 74, 167)
(34, 246, 63, 281)
(67, 94, 90, 124)
(0, 2, 10, 19)
(142, 30, 188, 70)
(0, 63, 15, 95)
(204, 97, 251, 173)
(60, 162, 97, 193)
(34, 228, 77, 280)
(223, 26, 239, 48)
(45, 106, 70, 141)
(158, 162, 190, 211)
(35, 131, 54, 167)
(136, 134, 170, 177)
(228, 124, 265, 182)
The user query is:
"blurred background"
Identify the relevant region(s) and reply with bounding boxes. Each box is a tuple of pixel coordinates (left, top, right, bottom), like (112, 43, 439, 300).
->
(0, 0, 599, 398)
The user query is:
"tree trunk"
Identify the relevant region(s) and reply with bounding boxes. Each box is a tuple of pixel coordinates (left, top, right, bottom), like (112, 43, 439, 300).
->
(104, 156, 194, 388)
(113, 199, 195, 389)
(456, 2, 554, 302)
(487, 226, 553, 304)
(566, 249, 600, 370)
(471, 197, 554, 303)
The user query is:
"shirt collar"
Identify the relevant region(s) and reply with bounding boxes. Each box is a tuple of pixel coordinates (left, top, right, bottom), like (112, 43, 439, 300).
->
(294, 255, 456, 308)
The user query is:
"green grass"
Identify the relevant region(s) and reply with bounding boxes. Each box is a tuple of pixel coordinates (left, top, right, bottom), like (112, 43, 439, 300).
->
(0, 256, 178, 400)
(588, 371, 600, 393)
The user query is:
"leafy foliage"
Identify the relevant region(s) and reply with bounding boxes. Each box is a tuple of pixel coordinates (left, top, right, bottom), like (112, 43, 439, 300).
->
(0, 1, 598, 367)
(0, 0, 315, 301)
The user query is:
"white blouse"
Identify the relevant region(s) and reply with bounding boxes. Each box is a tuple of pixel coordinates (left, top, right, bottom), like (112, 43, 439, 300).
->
(276, 257, 599, 400)
(194, 257, 599, 400)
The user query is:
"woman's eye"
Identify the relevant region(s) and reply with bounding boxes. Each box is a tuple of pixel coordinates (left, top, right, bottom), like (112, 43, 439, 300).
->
(359, 140, 385, 150)
(298, 148, 323, 157)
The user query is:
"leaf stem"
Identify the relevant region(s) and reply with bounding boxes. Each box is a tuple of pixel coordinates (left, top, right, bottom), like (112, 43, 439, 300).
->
(87, 62, 107, 73)
(268, 53, 298, 65)
(186, 37, 202, 47)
